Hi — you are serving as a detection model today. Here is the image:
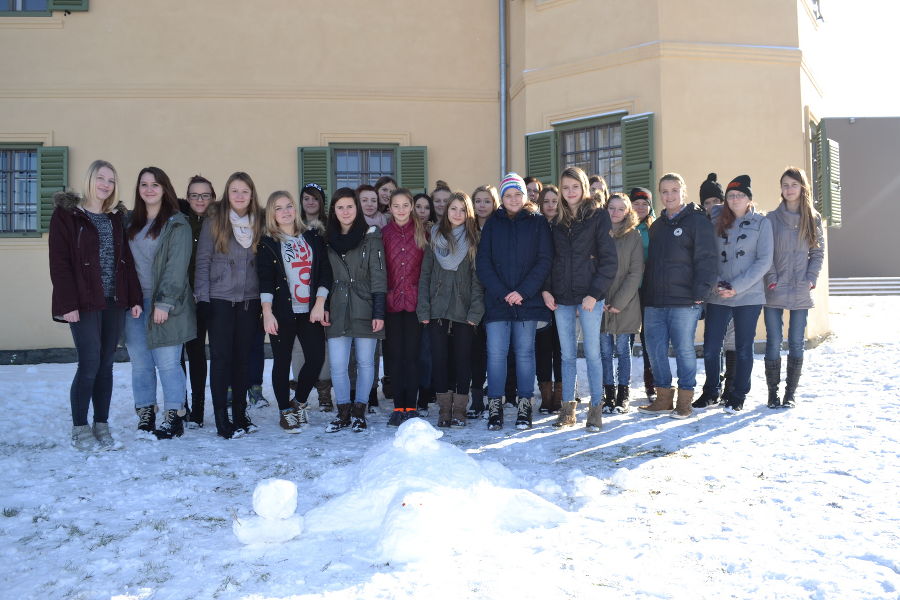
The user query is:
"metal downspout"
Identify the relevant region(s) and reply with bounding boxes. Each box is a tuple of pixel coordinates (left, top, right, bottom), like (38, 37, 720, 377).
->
(499, 0, 508, 176)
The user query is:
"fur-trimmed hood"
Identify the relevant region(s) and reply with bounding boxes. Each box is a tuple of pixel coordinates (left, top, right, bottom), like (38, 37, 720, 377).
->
(53, 190, 127, 214)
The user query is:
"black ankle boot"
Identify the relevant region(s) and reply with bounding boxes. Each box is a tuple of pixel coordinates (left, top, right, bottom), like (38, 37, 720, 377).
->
(615, 384, 630, 413)
(601, 385, 616, 414)
(765, 358, 782, 409)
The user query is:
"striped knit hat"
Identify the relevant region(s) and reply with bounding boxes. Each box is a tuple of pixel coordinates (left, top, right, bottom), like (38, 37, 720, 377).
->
(499, 173, 527, 199)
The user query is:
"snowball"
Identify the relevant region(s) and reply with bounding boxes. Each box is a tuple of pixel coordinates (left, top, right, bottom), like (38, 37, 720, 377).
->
(252, 478, 298, 520)
(392, 417, 443, 451)
(233, 514, 303, 545)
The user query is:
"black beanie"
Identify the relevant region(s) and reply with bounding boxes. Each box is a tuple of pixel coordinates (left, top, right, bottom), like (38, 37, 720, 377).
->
(699, 173, 725, 202)
(629, 187, 651, 202)
(726, 174, 752, 199)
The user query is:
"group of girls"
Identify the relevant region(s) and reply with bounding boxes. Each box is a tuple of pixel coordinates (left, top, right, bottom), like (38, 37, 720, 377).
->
(49, 159, 823, 450)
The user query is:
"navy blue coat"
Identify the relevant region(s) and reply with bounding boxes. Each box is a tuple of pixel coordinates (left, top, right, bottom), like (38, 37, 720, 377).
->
(476, 207, 553, 323)
(642, 202, 718, 307)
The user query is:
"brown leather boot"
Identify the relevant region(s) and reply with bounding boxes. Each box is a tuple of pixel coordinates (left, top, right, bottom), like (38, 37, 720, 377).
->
(451, 393, 468, 427)
(315, 379, 333, 412)
(585, 404, 603, 432)
(552, 400, 578, 428)
(537, 381, 553, 414)
(550, 381, 563, 414)
(670, 389, 694, 419)
(436, 392, 453, 428)
(638, 386, 674, 414)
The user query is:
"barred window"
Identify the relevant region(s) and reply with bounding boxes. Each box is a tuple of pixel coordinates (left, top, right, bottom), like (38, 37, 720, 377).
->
(559, 123, 623, 192)
(334, 148, 395, 191)
(0, 148, 39, 233)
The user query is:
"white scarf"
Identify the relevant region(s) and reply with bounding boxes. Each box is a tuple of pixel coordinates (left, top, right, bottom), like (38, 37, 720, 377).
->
(230, 209, 254, 249)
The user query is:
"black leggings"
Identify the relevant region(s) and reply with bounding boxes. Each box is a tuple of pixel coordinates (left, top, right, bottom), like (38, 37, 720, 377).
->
(207, 299, 260, 430)
(428, 319, 475, 395)
(182, 302, 208, 403)
(385, 311, 421, 409)
(270, 313, 326, 410)
(69, 302, 125, 426)
(535, 317, 562, 382)
(470, 322, 487, 392)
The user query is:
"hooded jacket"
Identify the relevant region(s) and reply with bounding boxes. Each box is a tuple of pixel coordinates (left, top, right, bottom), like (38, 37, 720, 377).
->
(642, 202, 718, 307)
(325, 226, 387, 339)
(764, 203, 825, 310)
(48, 191, 142, 321)
(707, 205, 773, 307)
(546, 206, 618, 306)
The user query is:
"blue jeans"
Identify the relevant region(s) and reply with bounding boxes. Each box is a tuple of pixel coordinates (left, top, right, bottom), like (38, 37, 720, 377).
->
(555, 304, 604, 405)
(600, 333, 633, 387)
(328, 336, 378, 405)
(124, 298, 187, 411)
(764, 307, 808, 360)
(703, 303, 762, 401)
(643, 305, 702, 390)
(485, 320, 537, 399)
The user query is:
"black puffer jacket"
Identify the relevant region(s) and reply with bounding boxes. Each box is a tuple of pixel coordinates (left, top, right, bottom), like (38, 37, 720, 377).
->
(642, 202, 718, 307)
(546, 207, 618, 305)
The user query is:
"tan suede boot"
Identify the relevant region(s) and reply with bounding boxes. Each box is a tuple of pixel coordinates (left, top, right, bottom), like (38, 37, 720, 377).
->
(585, 404, 603, 432)
(436, 392, 453, 428)
(638, 386, 674, 414)
(670, 388, 694, 419)
(537, 381, 553, 414)
(450, 393, 468, 427)
(552, 400, 578, 428)
(550, 381, 563, 414)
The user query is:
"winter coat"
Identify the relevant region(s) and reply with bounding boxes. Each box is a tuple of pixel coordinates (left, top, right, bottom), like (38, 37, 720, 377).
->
(48, 191, 142, 321)
(601, 229, 644, 335)
(178, 199, 206, 289)
(416, 248, 485, 325)
(707, 205, 773, 307)
(636, 220, 650, 261)
(194, 211, 260, 303)
(143, 212, 197, 349)
(764, 203, 825, 310)
(257, 230, 334, 323)
(326, 227, 387, 339)
(546, 207, 618, 306)
(382, 220, 424, 313)
(476, 206, 553, 324)
(642, 202, 718, 308)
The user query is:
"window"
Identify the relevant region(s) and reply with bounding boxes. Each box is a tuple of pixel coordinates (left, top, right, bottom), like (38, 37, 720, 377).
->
(526, 112, 654, 194)
(1, 0, 48, 11)
(297, 145, 428, 203)
(811, 120, 842, 227)
(0, 148, 38, 233)
(334, 148, 395, 190)
(559, 123, 622, 191)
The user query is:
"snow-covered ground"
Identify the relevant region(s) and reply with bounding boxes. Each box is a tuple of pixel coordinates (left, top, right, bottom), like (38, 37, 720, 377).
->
(1, 297, 898, 600)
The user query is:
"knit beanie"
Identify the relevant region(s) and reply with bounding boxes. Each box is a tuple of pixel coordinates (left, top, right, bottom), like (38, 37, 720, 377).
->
(699, 173, 725, 203)
(499, 173, 527, 199)
(726, 174, 752, 199)
(629, 187, 656, 216)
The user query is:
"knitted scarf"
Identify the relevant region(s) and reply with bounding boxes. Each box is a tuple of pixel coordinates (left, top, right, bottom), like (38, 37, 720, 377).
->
(432, 223, 468, 272)
(229, 209, 254, 249)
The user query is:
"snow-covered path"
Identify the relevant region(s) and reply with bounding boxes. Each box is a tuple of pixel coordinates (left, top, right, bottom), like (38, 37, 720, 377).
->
(1, 297, 898, 599)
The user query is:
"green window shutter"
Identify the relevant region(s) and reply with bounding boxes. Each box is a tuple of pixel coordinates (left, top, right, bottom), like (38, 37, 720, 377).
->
(621, 113, 654, 192)
(397, 146, 427, 194)
(525, 130, 556, 185)
(814, 122, 842, 228)
(38, 146, 68, 232)
(49, 0, 89, 11)
(297, 146, 331, 204)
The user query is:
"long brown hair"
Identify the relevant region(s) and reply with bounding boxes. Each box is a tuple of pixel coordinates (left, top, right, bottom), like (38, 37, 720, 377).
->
(780, 167, 820, 248)
(128, 167, 179, 240)
(557, 166, 598, 228)
(389, 188, 427, 249)
(537, 184, 560, 223)
(607, 193, 638, 238)
(209, 172, 263, 254)
(433, 191, 479, 263)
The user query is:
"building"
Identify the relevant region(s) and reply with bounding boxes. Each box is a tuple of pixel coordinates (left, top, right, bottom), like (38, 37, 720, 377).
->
(0, 0, 835, 354)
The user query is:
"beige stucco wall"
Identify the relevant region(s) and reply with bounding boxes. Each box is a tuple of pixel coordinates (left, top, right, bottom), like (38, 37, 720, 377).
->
(0, 0, 831, 351)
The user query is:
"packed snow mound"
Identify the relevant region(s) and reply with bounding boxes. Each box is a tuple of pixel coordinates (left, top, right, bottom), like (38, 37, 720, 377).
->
(304, 418, 569, 563)
(233, 478, 303, 545)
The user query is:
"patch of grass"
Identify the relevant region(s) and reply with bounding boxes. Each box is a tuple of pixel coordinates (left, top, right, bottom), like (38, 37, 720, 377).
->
(2, 507, 20, 517)
(89, 533, 121, 550)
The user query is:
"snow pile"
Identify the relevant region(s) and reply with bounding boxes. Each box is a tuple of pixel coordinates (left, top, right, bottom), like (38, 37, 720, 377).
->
(304, 418, 568, 563)
(233, 478, 303, 545)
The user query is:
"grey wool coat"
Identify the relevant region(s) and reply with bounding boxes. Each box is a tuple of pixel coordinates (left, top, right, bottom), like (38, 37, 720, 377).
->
(601, 228, 644, 335)
(763, 203, 825, 310)
(707, 205, 774, 307)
